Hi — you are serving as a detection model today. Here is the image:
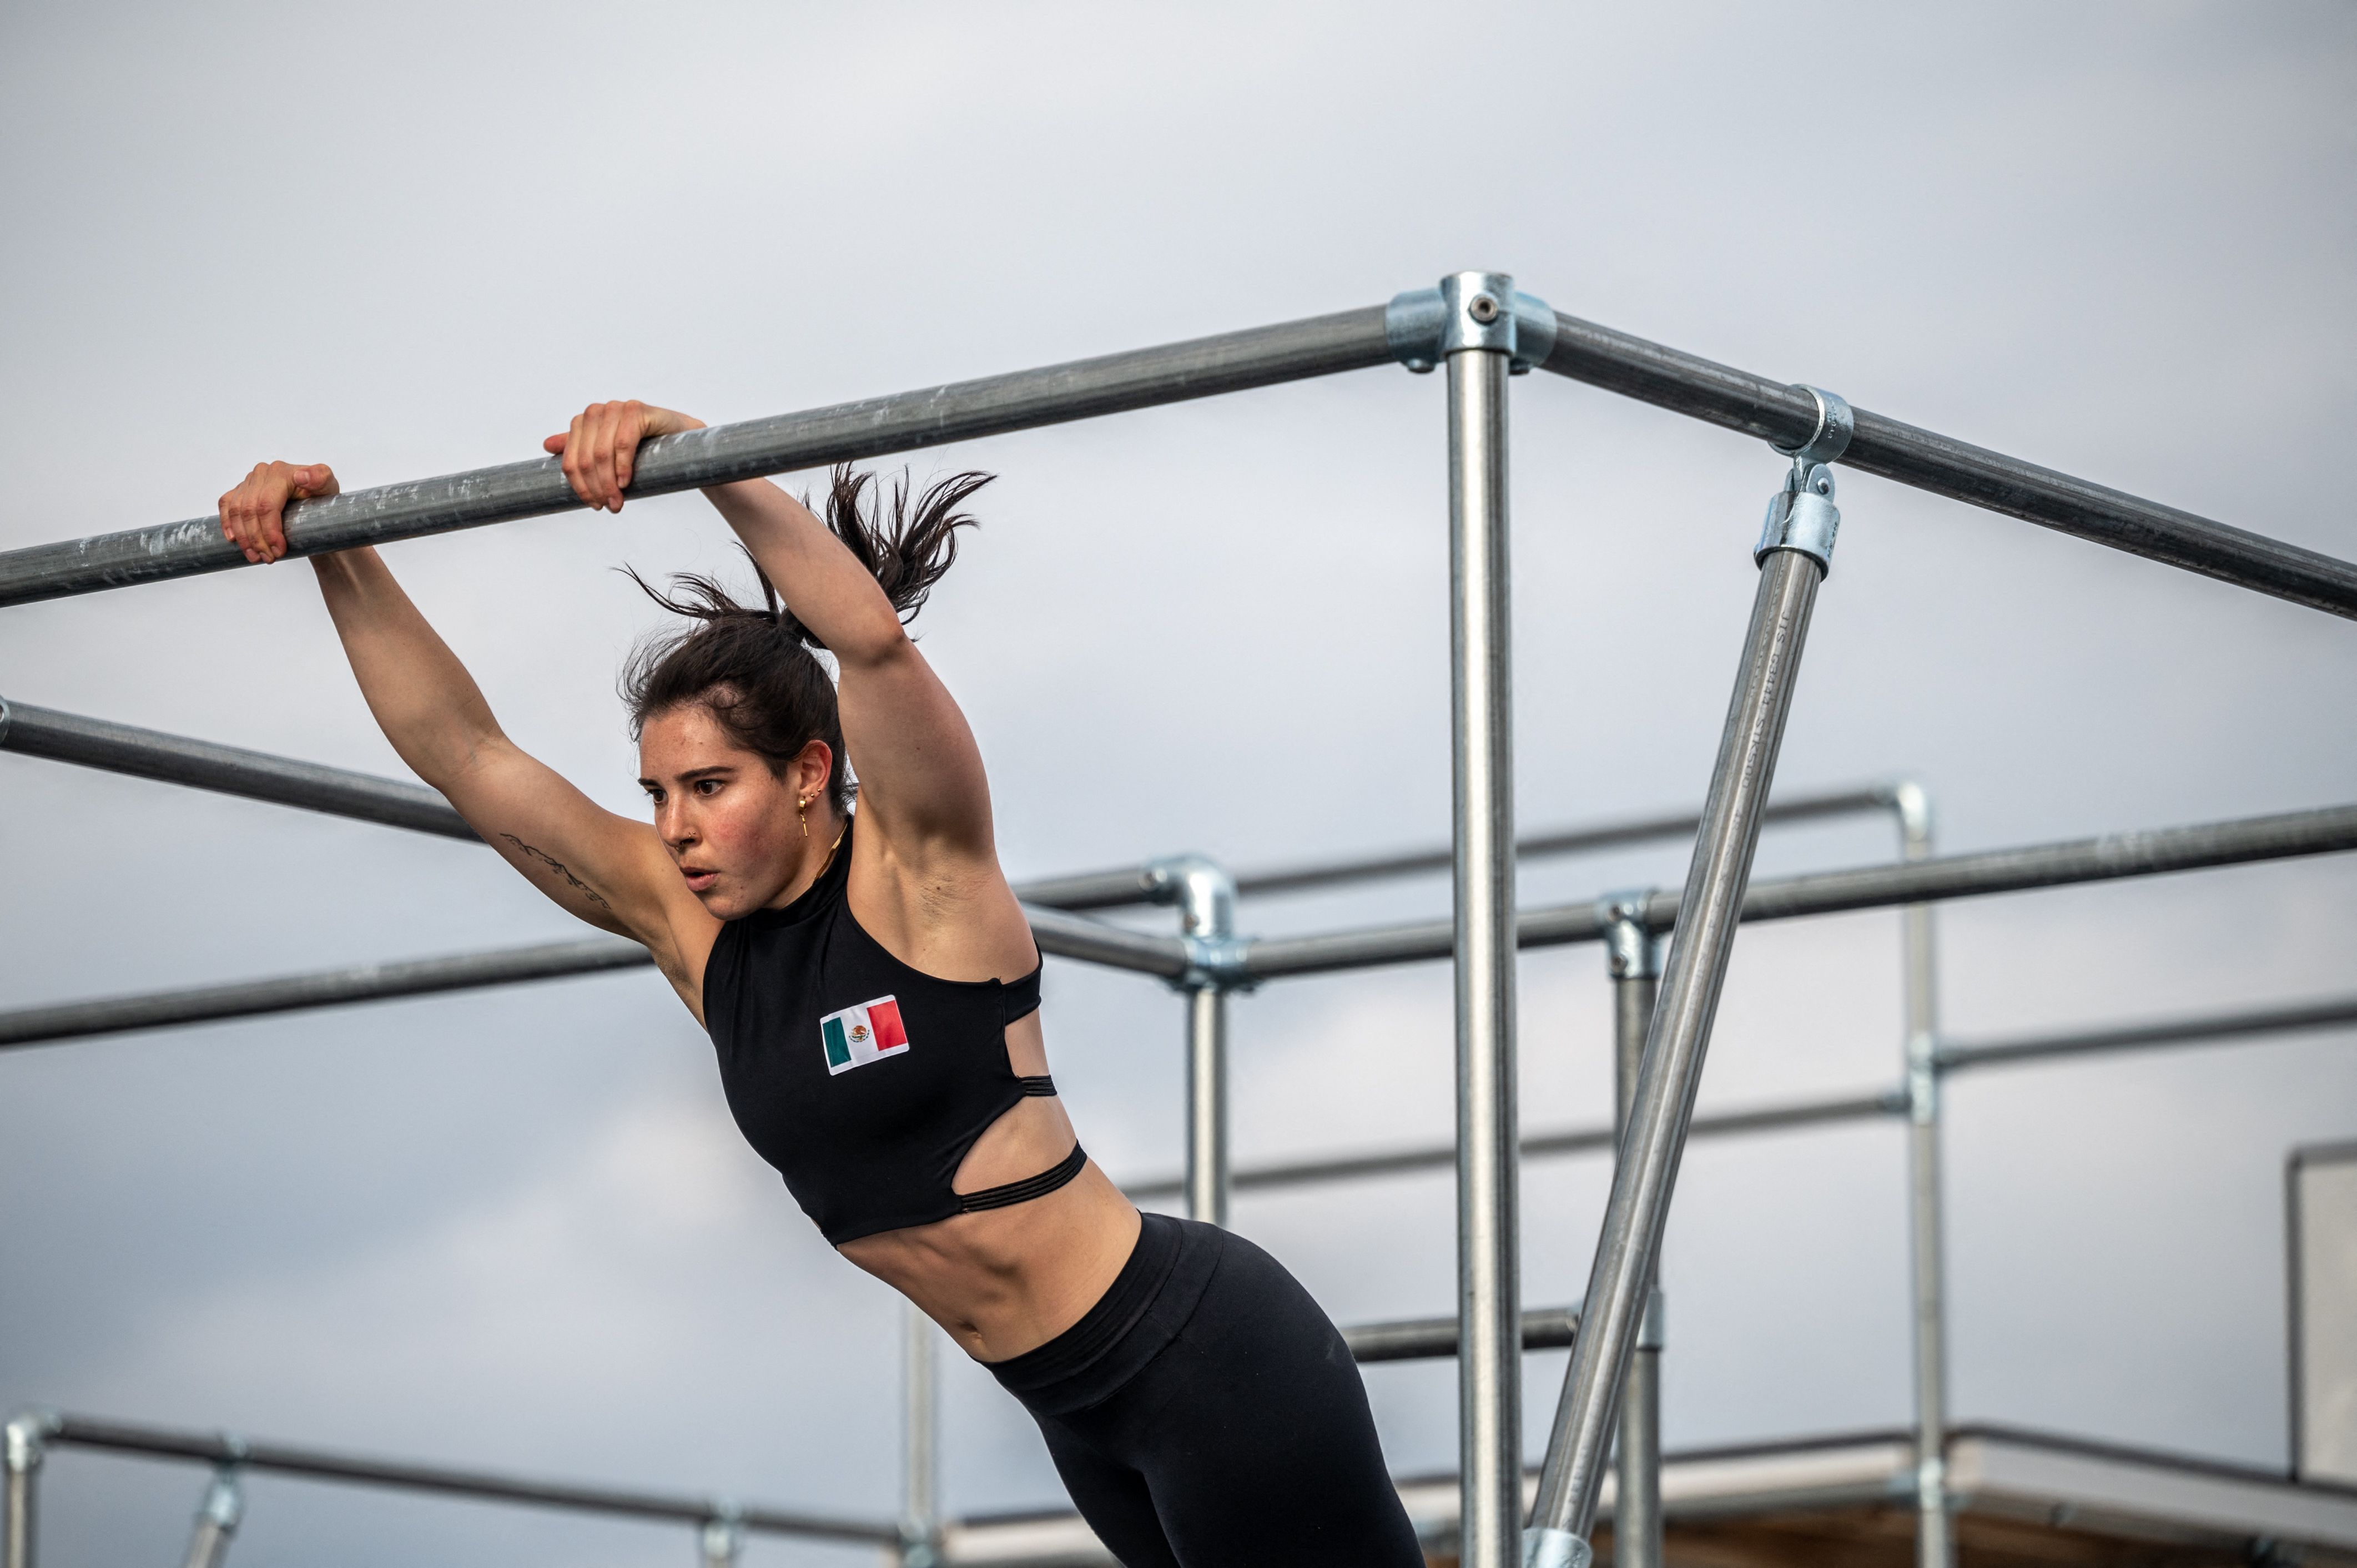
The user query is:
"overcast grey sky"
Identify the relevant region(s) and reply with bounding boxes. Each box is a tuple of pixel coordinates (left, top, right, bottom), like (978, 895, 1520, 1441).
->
(2, 2, 2354, 1562)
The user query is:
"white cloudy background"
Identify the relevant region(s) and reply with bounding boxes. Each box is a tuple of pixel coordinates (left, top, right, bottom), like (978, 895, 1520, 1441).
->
(2, 2, 2354, 1563)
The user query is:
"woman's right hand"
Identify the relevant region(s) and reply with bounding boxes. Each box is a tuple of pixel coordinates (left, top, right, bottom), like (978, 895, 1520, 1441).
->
(218, 461, 339, 565)
(545, 400, 705, 513)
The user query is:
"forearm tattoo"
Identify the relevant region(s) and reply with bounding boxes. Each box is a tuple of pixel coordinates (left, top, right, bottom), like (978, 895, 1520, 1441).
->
(500, 833, 611, 910)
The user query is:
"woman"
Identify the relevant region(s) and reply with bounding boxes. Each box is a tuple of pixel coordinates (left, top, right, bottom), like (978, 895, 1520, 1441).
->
(216, 401, 1426, 1568)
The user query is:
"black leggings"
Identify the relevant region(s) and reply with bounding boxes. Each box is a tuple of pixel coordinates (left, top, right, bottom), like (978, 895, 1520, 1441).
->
(987, 1213, 1425, 1568)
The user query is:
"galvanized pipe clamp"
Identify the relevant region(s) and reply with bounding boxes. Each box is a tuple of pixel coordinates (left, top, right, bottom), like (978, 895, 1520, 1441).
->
(1385, 275, 1556, 375)
(1756, 384, 1853, 574)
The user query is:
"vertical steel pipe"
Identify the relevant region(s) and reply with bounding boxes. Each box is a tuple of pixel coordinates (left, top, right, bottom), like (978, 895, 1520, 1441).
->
(901, 1305, 939, 1568)
(1528, 530, 1835, 1567)
(1599, 900, 1664, 1568)
(3, 1415, 48, 1568)
(179, 1469, 241, 1568)
(1146, 856, 1240, 1228)
(1894, 785, 1955, 1568)
(1442, 271, 1524, 1568)
(1185, 987, 1230, 1227)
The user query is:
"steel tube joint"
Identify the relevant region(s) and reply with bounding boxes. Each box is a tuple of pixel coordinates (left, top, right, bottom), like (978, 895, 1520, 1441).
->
(1596, 892, 1661, 981)
(195, 1469, 244, 1531)
(1757, 386, 1852, 574)
(1142, 854, 1246, 990)
(1907, 1028, 1940, 1125)
(701, 1505, 746, 1567)
(1388, 274, 1555, 375)
(3, 1415, 54, 1478)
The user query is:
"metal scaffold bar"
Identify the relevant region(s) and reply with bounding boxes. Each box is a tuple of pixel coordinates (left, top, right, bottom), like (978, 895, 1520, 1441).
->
(1019, 785, 1898, 910)
(1938, 994, 2357, 1073)
(1442, 270, 1526, 1568)
(1240, 802, 2357, 979)
(33, 1414, 899, 1543)
(0, 310, 1394, 608)
(1528, 401, 1850, 1568)
(7, 808, 2354, 1050)
(1344, 1306, 1580, 1365)
(0, 906, 1188, 1050)
(1600, 898, 1664, 1568)
(1894, 789, 1952, 1568)
(1141, 856, 1242, 1228)
(1117, 1090, 1902, 1205)
(0, 936, 652, 1047)
(1537, 312, 2357, 619)
(0, 699, 477, 841)
(1, 295, 2345, 616)
(1, 693, 1903, 914)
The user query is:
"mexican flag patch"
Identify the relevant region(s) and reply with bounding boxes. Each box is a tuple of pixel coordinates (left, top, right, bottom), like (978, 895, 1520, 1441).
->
(820, 996, 910, 1076)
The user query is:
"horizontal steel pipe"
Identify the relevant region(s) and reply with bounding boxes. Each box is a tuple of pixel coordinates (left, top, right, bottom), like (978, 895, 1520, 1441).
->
(0, 310, 1393, 608)
(0, 937, 649, 1048)
(0, 695, 1895, 914)
(1344, 1306, 1581, 1365)
(1120, 995, 2357, 1208)
(1539, 311, 2357, 619)
(1120, 1091, 1900, 1203)
(0, 698, 476, 841)
(44, 1415, 895, 1543)
(1937, 994, 2357, 1075)
(1010, 866, 1159, 911)
(1242, 803, 2357, 979)
(0, 907, 1186, 1048)
(1233, 785, 1889, 901)
(1026, 785, 1897, 912)
(13, 805, 2346, 1047)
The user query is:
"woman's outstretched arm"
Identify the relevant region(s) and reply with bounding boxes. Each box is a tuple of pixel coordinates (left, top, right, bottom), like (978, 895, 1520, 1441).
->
(217, 462, 716, 999)
(547, 405, 999, 873)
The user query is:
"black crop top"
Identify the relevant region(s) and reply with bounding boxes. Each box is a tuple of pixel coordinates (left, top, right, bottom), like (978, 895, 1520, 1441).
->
(701, 817, 1081, 1245)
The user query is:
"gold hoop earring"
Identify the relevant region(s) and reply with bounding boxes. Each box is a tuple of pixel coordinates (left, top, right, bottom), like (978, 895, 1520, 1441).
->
(797, 795, 809, 836)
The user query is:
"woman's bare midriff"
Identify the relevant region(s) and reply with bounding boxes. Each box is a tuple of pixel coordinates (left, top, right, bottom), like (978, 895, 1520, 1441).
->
(839, 1160, 1142, 1363)
(821, 905, 1138, 1364)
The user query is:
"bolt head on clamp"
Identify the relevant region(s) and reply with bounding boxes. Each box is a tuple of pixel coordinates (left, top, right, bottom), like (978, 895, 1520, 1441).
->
(1386, 273, 1557, 375)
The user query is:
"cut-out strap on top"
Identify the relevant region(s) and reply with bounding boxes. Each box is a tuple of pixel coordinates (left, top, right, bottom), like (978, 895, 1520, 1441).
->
(1003, 963, 1044, 1024)
(958, 1143, 1086, 1214)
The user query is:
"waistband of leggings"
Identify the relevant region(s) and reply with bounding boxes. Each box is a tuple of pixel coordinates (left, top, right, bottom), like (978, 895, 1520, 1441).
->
(985, 1212, 1221, 1413)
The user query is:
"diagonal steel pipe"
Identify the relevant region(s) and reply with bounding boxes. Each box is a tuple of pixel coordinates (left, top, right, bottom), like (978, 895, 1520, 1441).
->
(1527, 537, 1833, 1568)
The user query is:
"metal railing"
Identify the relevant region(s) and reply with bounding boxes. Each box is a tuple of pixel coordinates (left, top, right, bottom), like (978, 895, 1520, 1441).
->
(4, 270, 2354, 1568)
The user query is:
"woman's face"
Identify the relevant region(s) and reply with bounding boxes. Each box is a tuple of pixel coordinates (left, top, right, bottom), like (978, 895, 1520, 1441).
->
(638, 703, 829, 919)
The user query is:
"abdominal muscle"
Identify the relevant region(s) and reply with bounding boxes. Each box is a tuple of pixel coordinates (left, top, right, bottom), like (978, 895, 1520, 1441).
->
(834, 1012, 1144, 1364)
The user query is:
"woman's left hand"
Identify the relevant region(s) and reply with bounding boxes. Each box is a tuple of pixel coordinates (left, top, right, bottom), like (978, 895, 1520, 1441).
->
(544, 400, 706, 512)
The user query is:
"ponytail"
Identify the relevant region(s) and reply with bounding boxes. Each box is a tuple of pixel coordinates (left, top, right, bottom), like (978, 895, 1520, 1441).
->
(620, 463, 989, 810)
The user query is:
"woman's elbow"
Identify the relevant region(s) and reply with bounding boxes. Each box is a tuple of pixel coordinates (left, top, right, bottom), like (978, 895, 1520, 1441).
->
(835, 618, 915, 671)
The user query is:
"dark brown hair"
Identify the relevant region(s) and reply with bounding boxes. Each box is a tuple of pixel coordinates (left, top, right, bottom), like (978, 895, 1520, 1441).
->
(620, 464, 989, 811)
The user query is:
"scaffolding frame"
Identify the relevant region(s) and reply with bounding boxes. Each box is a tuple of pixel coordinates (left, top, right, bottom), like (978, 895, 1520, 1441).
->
(3, 272, 2355, 1568)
